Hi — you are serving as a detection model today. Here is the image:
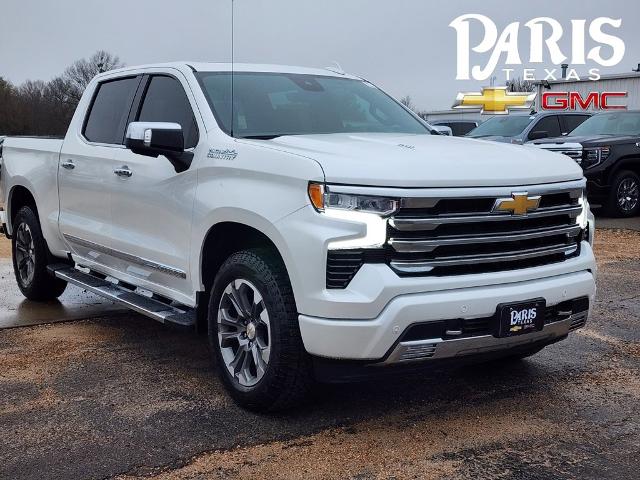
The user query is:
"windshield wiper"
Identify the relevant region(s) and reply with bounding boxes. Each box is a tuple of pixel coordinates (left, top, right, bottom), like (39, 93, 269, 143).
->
(241, 133, 307, 140)
(240, 134, 284, 140)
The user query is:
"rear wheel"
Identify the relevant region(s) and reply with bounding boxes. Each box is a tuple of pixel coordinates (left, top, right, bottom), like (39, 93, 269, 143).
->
(12, 206, 67, 301)
(605, 170, 640, 217)
(208, 249, 313, 412)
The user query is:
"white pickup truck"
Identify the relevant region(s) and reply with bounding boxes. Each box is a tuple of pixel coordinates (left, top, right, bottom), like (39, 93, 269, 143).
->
(0, 63, 596, 411)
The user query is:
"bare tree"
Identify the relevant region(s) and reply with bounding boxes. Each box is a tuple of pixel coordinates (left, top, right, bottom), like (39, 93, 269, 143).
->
(1, 51, 124, 136)
(506, 77, 535, 93)
(62, 50, 124, 102)
(400, 95, 415, 111)
(0, 77, 20, 134)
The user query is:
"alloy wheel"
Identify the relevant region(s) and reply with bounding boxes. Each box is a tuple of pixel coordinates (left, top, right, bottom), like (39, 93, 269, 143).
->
(617, 177, 639, 213)
(15, 223, 36, 286)
(217, 279, 271, 387)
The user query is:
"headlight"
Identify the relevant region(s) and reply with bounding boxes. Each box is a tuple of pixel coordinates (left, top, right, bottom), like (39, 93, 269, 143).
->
(576, 191, 590, 229)
(308, 183, 399, 216)
(308, 183, 398, 250)
(582, 146, 610, 169)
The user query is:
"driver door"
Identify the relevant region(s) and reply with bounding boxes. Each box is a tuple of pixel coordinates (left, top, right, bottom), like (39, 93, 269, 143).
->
(108, 73, 201, 300)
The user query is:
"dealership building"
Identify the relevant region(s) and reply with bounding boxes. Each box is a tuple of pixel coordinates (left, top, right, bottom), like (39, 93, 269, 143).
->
(423, 71, 640, 123)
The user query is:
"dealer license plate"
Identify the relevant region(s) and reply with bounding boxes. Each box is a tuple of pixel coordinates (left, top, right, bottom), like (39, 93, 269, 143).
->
(496, 299, 546, 337)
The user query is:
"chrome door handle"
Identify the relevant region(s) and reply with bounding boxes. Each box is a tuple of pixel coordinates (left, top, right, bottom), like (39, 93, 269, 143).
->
(61, 160, 75, 170)
(114, 166, 133, 178)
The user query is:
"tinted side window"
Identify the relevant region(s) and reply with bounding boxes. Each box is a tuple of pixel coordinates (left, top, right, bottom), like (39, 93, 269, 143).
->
(138, 76, 198, 148)
(562, 115, 590, 134)
(531, 116, 561, 139)
(453, 122, 477, 136)
(83, 77, 140, 144)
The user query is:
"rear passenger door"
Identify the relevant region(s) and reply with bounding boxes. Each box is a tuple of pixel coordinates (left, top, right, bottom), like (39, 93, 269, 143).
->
(59, 76, 141, 268)
(109, 73, 201, 300)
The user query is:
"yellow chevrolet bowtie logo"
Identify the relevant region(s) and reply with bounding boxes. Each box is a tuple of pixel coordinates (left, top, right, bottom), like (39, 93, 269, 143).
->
(453, 86, 536, 115)
(493, 193, 541, 216)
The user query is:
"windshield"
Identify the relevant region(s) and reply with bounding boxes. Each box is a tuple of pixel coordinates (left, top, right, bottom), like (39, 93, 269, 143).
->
(569, 112, 640, 136)
(196, 72, 429, 138)
(466, 115, 533, 137)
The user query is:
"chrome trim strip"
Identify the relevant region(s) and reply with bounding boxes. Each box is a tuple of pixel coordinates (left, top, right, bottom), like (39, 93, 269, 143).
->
(383, 312, 586, 364)
(390, 205, 582, 231)
(63, 234, 187, 279)
(326, 179, 586, 199)
(390, 244, 578, 273)
(389, 225, 582, 253)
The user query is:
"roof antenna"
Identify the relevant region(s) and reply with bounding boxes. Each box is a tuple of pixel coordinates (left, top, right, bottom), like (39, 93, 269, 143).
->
(633, 63, 640, 73)
(230, 0, 235, 138)
(325, 61, 345, 75)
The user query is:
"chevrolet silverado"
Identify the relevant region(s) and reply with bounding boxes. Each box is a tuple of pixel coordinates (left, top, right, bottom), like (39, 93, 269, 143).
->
(0, 63, 597, 411)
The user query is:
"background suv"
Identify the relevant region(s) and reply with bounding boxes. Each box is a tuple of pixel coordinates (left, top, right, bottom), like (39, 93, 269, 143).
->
(533, 111, 640, 217)
(430, 120, 479, 136)
(466, 111, 592, 144)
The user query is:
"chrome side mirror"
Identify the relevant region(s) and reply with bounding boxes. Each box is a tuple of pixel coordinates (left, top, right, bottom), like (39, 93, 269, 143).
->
(125, 122, 192, 172)
(431, 125, 453, 136)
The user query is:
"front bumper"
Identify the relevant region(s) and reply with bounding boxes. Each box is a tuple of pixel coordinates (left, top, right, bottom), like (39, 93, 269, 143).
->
(298, 269, 595, 361)
(384, 311, 586, 364)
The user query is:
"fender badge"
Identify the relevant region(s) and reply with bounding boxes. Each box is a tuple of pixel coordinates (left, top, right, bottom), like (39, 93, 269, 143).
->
(207, 148, 238, 160)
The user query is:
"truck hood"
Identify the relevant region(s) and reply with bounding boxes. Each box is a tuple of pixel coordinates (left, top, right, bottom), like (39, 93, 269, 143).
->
(465, 134, 514, 143)
(533, 134, 639, 147)
(258, 133, 583, 188)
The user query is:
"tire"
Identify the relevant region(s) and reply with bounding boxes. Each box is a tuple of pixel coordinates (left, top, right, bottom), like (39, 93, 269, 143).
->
(208, 248, 314, 412)
(11, 206, 67, 301)
(604, 170, 640, 217)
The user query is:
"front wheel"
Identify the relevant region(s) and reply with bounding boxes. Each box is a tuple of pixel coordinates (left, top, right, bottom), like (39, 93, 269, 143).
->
(12, 206, 67, 301)
(208, 249, 314, 412)
(605, 170, 640, 217)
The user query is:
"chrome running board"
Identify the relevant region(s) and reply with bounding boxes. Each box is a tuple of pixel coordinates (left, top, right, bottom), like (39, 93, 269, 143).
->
(48, 265, 196, 328)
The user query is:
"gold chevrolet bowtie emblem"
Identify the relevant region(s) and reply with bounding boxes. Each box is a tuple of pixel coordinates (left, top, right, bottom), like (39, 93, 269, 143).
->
(453, 86, 536, 115)
(493, 193, 541, 216)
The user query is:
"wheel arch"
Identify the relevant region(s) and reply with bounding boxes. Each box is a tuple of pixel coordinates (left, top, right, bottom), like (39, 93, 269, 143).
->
(200, 221, 289, 290)
(608, 155, 640, 183)
(7, 184, 38, 235)
(197, 218, 300, 332)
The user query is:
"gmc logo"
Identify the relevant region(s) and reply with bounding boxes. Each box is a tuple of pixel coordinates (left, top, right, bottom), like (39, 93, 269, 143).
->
(542, 91, 627, 110)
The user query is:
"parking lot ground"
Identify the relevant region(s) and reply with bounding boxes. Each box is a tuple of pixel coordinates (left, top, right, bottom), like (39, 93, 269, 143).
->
(0, 257, 128, 329)
(0, 225, 639, 480)
(593, 212, 640, 231)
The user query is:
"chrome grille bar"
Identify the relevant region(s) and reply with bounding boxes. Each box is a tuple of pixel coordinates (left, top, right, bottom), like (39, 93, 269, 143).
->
(389, 224, 581, 253)
(390, 205, 582, 231)
(390, 244, 578, 274)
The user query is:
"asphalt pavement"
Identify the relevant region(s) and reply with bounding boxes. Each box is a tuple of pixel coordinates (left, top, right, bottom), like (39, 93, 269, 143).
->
(0, 223, 638, 479)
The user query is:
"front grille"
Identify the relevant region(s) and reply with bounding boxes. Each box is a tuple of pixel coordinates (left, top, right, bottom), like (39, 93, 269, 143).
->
(539, 146, 583, 164)
(325, 184, 585, 288)
(387, 187, 583, 277)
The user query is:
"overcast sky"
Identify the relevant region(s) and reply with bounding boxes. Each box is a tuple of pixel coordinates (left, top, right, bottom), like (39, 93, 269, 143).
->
(1, 0, 639, 110)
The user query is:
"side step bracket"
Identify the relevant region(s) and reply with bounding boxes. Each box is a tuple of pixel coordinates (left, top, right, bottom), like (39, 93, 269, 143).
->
(48, 265, 196, 329)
